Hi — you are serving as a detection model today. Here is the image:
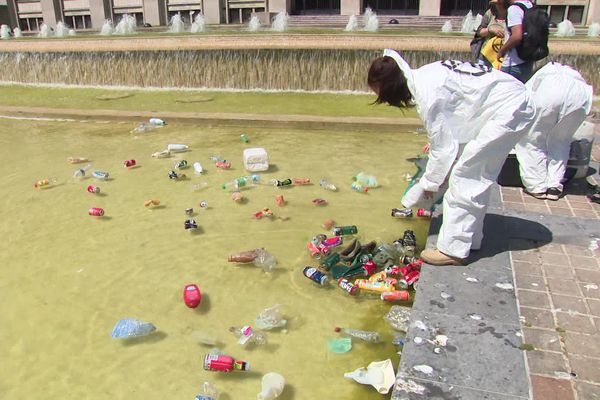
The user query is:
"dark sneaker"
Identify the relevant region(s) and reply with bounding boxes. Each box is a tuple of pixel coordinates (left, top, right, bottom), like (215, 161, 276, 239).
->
(523, 189, 547, 200)
(546, 187, 562, 201)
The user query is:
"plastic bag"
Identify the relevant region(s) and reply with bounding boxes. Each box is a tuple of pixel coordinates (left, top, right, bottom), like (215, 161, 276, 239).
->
(384, 306, 412, 332)
(110, 318, 156, 339)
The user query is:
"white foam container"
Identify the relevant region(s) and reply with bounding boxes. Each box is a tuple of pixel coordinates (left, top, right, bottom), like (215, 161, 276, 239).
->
(243, 148, 269, 172)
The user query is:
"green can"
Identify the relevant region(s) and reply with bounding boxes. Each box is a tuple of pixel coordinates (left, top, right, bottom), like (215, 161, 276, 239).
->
(174, 160, 188, 169)
(332, 225, 358, 236)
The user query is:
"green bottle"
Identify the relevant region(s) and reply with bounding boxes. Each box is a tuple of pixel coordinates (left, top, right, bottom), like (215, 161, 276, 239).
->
(240, 134, 249, 143)
(332, 225, 358, 236)
(321, 253, 341, 271)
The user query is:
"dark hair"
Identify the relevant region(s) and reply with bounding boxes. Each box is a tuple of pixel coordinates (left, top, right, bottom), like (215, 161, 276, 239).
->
(368, 56, 413, 108)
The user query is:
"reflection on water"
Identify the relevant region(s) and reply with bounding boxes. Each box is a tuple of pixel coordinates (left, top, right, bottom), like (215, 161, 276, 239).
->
(0, 49, 597, 91)
(0, 118, 428, 399)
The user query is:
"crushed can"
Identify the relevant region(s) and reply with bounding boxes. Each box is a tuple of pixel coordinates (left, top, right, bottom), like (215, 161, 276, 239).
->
(399, 270, 420, 289)
(174, 160, 188, 169)
(215, 161, 231, 169)
(332, 225, 358, 236)
(400, 255, 420, 265)
(87, 185, 100, 194)
(417, 208, 433, 218)
(322, 236, 343, 249)
(391, 208, 413, 218)
(185, 219, 198, 231)
(273, 178, 293, 187)
(203, 354, 249, 372)
(338, 278, 359, 295)
(124, 159, 136, 168)
(293, 177, 311, 185)
(361, 260, 377, 276)
(303, 266, 329, 285)
(407, 259, 423, 271)
(88, 207, 104, 216)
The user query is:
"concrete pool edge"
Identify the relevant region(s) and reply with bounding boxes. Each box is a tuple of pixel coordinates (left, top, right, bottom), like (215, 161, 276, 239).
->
(392, 184, 531, 400)
(0, 104, 422, 132)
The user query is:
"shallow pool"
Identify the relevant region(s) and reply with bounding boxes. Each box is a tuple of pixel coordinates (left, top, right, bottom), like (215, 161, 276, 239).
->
(0, 117, 428, 399)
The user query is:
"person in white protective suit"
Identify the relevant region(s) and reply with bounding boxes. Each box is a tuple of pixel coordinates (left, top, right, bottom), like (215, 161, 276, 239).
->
(515, 62, 593, 201)
(368, 50, 535, 265)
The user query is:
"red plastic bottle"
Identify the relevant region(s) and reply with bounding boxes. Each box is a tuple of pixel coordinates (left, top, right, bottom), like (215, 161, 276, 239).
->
(183, 284, 202, 308)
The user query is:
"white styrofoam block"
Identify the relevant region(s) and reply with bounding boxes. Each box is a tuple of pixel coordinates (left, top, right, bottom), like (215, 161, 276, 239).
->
(243, 148, 269, 172)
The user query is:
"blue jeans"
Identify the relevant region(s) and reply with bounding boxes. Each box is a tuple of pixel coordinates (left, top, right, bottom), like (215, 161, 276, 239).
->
(501, 62, 534, 83)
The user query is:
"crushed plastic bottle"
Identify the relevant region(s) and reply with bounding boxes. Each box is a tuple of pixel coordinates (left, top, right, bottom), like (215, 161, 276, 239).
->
(351, 181, 369, 193)
(221, 175, 260, 190)
(73, 163, 92, 179)
(335, 327, 380, 343)
(131, 123, 155, 134)
(319, 179, 337, 191)
(352, 172, 378, 188)
(229, 325, 268, 346)
(193, 162, 204, 175)
(255, 304, 287, 330)
(253, 249, 277, 273)
(384, 305, 412, 331)
(33, 177, 58, 188)
(194, 382, 220, 400)
(110, 318, 156, 339)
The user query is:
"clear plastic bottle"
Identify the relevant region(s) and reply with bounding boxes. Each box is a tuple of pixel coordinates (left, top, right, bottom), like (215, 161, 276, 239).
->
(209, 155, 226, 163)
(351, 181, 369, 193)
(149, 117, 166, 126)
(131, 123, 155, 134)
(193, 162, 204, 175)
(335, 327, 380, 343)
(229, 325, 268, 346)
(319, 179, 337, 191)
(194, 382, 220, 400)
(221, 175, 260, 190)
(255, 304, 287, 330)
(352, 172, 378, 188)
(73, 163, 92, 179)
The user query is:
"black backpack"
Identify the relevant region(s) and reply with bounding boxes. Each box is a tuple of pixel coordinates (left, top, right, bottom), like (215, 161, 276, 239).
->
(510, 2, 550, 62)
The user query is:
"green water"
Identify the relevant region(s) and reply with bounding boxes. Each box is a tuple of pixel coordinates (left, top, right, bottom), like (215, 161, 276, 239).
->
(0, 117, 428, 399)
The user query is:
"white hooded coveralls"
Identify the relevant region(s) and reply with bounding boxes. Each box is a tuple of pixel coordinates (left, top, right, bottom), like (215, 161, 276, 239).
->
(515, 62, 593, 193)
(390, 50, 536, 259)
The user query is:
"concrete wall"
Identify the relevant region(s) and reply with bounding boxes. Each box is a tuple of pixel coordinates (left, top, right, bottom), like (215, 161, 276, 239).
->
(588, 0, 600, 24)
(143, 0, 166, 25)
(40, 0, 62, 25)
(0, 5, 9, 26)
(89, 0, 111, 28)
(340, 0, 361, 16)
(204, 0, 221, 23)
(267, 0, 290, 13)
(419, 0, 441, 16)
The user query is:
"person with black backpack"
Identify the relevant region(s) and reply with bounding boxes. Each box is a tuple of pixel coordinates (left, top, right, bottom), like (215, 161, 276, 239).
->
(497, 0, 549, 83)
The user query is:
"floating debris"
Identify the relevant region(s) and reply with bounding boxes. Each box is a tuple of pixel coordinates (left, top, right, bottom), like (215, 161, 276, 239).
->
(469, 313, 483, 321)
(440, 291, 454, 301)
(395, 378, 426, 395)
(414, 320, 427, 330)
(413, 337, 424, 344)
(466, 277, 479, 283)
(433, 334, 448, 347)
(412, 365, 434, 375)
(588, 238, 599, 251)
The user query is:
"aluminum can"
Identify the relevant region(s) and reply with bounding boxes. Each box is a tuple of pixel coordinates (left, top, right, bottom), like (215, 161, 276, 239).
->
(399, 271, 420, 289)
(275, 195, 285, 206)
(293, 177, 311, 185)
(338, 278, 359, 295)
(391, 208, 413, 218)
(88, 207, 104, 216)
(184, 219, 198, 230)
(274, 178, 292, 187)
(203, 354, 249, 372)
(381, 290, 410, 302)
(174, 160, 188, 169)
(87, 185, 100, 194)
(92, 171, 109, 180)
(124, 159, 136, 168)
(303, 266, 329, 285)
(362, 260, 377, 276)
(185, 208, 194, 215)
(417, 208, 433, 217)
(332, 225, 358, 236)
(215, 161, 231, 169)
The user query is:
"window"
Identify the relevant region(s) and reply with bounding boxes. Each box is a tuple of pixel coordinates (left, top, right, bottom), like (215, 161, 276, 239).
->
(567, 6, 584, 25)
(18, 17, 43, 31)
(549, 5, 566, 25)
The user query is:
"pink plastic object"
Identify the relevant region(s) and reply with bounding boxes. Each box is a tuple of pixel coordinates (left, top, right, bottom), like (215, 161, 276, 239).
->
(322, 236, 343, 249)
(183, 284, 202, 308)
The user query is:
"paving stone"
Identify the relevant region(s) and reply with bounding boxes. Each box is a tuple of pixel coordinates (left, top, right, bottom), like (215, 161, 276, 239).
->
(570, 201, 594, 210)
(547, 278, 582, 296)
(511, 251, 541, 263)
(513, 261, 543, 276)
(551, 294, 589, 314)
(518, 291, 551, 309)
(541, 253, 571, 267)
(514, 273, 545, 290)
(569, 209, 598, 219)
(574, 381, 600, 400)
(522, 327, 562, 351)
(538, 243, 565, 254)
(392, 376, 529, 400)
(588, 299, 600, 317)
(530, 375, 575, 400)
(564, 332, 600, 358)
(563, 245, 595, 257)
(503, 202, 526, 212)
(527, 350, 568, 375)
(569, 255, 599, 269)
(548, 207, 574, 217)
(503, 194, 524, 203)
(543, 264, 574, 279)
(568, 355, 600, 383)
(527, 204, 552, 214)
(555, 312, 596, 334)
(520, 307, 555, 329)
(575, 268, 600, 284)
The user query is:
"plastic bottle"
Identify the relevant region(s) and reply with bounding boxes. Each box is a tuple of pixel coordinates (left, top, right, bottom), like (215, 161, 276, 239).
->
(167, 143, 188, 152)
(151, 149, 170, 159)
(73, 163, 92, 178)
(351, 181, 369, 193)
(253, 249, 277, 273)
(240, 134, 249, 143)
(335, 327, 380, 343)
(92, 171, 110, 180)
(319, 179, 337, 191)
(255, 304, 287, 330)
(149, 117, 166, 126)
(193, 162, 204, 174)
(194, 382, 220, 400)
(221, 175, 260, 190)
(209, 155, 226, 163)
(33, 177, 58, 188)
(131, 123, 155, 134)
(352, 172, 378, 188)
(229, 325, 267, 346)
(203, 353, 250, 372)
(257, 372, 285, 400)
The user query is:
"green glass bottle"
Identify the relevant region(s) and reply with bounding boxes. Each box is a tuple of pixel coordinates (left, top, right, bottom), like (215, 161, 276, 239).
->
(332, 225, 358, 236)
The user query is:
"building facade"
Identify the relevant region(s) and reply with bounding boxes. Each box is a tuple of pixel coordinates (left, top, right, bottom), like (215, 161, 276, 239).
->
(3, 0, 599, 31)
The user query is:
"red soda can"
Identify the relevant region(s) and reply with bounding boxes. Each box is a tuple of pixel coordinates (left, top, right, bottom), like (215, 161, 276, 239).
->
(124, 159, 136, 168)
(215, 161, 231, 169)
(399, 270, 420, 289)
(362, 260, 377, 276)
(338, 278, 359, 295)
(381, 290, 410, 302)
(417, 208, 433, 218)
(385, 277, 398, 286)
(87, 185, 100, 194)
(203, 354, 249, 372)
(293, 177, 311, 185)
(316, 243, 330, 255)
(275, 195, 285, 207)
(407, 259, 423, 271)
(88, 207, 104, 216)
